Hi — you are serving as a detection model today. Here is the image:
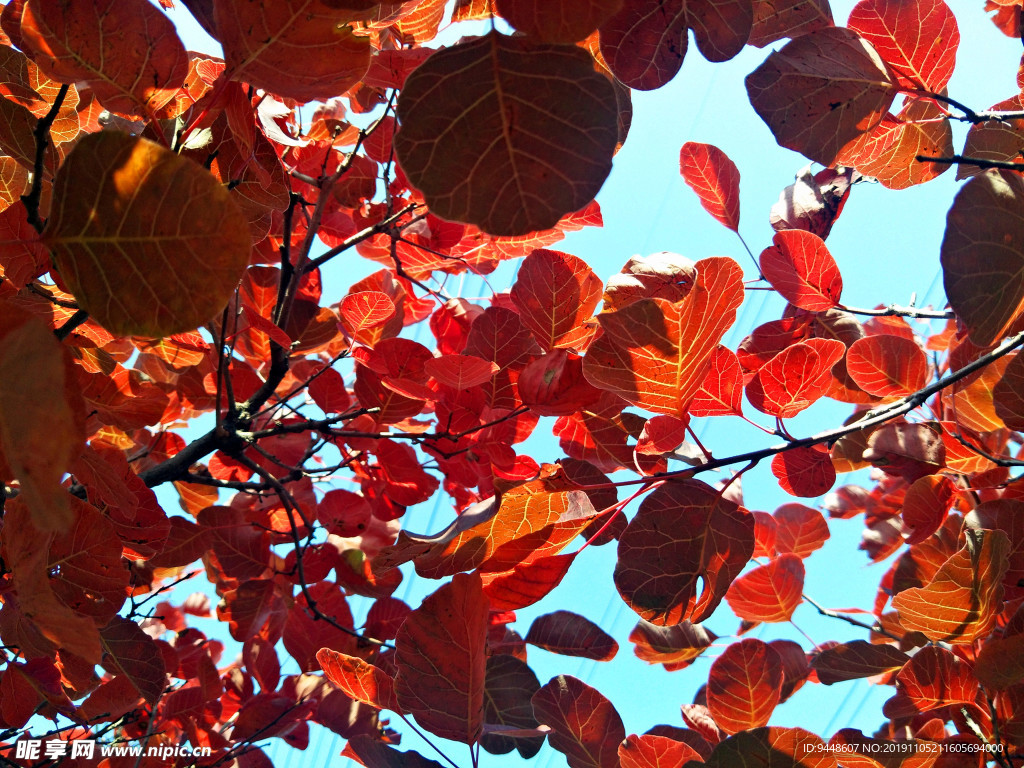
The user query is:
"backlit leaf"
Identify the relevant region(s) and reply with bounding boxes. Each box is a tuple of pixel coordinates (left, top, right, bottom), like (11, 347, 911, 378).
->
(679, 142, 741, 232)
(811, 640, 909, 685)
(706, 638, 783, 734)
(317, 648, 399, 711)
(481, 552, 577, 611)
(941, 170, 1024, 346)
(21, 0, 188, 115)
(995, 350, 1024, 429)
(629, 620, 717, 670)
(725, 554, 804, 623)
(773, 503, 830, 557)
(394, 33, 618, 236)
(746, 27, 898, 165)
(772, 445, 836, 498)
(759, 230, 842, 311)
(339, 291, 396, 334)
(424, 354, 499, 389)
(690, 346, 744, 417)
(44, 131, 251, 338)
(0, 303, 83, 531)
(847, 0, 958, 92)
(770, 166, 857, 240)
(510, 248, 603, 350)
(98, 617, 167, 706)
(746, 338, 846, 419)
(614, 479, 754, 625)
(496, 0, 623, 43)
(602, 251, 696, 312)
(846, 335, 929, 398)
(214, 0, 372, 103)
(892, 528, 1009, 643)
(525, 611, 618, 661)
(374, 469, 599, 579)
(395, 573, 488, 744)
(533, 675, 625, 768)
(620, 733, 703, 768)
(886, 646, 977, 716)
(584, 256, 745, 417)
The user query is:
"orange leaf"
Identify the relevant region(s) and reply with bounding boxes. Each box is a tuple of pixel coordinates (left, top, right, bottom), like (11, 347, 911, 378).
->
(706, 639, 783, 734)
(846, 334, 929, 397)
(44, 131, 252, 338)
(726, 554, 804, 623)
(759, 230, 842, 311)
(846, 0, 958, 92)
(395, 572, 488, 744)
(773, 503, 830, 557)
(746, 337, 846, 419)
(619, 733, 703, 768)
(21, 0, 188, 115)
(481, 552, 577, 611)
(0, 303, 84, 530)
(584, 256, 744, 417)
(317, 648, 400, 712)
(995, 350, 1024, 428)
(496, 0, 623, 43)
(532, 675, 625, 768)
(884, 646, 977, 717)
(614, 479, 754, 625)
(679, 142, 741, 232)
(374, 468, 599, 579)
(901, 475, 958, 546)
(214, 0, 371, 103)
(746, 27, 898, 165)
(941, 170, 1024, 346)
(394, 32, 618, 236)
(892, 528, 1009, 643)
(510, 249, 603, 350)
(690, 345, 744, 417)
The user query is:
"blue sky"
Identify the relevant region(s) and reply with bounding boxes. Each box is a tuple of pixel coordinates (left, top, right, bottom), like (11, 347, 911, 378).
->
(155, 3, 1024, 767)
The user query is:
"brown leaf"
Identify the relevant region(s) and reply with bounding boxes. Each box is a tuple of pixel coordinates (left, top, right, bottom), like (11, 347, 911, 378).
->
(525, 610, 619, 661)
(395, 32, 618, 235)
(44, 131, 252, 337)
(533, 675, 625, 768)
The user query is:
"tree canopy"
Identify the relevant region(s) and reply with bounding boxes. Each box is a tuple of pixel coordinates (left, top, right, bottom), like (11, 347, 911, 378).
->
(1, 0, 1024, 767)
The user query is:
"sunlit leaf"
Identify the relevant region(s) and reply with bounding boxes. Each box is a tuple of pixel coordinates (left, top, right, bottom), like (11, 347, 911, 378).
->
(395, 32, 618, 235)
(21, 0, 188, 115)
(746, 338, 846, 419)
(679, 142, 741, 232)
(892, 528, 1009, 643)
(846, 334, 929, 398)
(317, 648, 399, 711)
(584, 256, 745, 417)
(759, 230, 842, 311)
(510, 249, 603, 350)
(726, 554, 804, 622)
(614, 479, 754, 625)
(629, 620, 717, 670)
(690, 346, 744, 417)
(706, 639, 783, 734)
(901, 475, 958, 546)
(44, 131, 251, 338)
(620, 733, 703, 768)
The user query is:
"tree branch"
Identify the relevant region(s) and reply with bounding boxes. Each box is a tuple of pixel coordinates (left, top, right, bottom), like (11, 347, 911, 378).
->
(917, 154, 1024, 172)
(21, 83, 70, 233)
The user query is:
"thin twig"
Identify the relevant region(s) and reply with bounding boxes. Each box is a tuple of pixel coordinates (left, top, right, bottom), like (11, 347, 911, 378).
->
(21, 83, 70, 232)
(917, 154, 1024, 172)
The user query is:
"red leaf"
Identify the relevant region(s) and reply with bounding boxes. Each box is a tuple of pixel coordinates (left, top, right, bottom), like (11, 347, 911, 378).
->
(746, 27, 898, 165)
(687, 0, 753, 62)
(846, 334, 929, 397)
(847, 0, 958, 92)
(317, 489, 372, 538)
(811, 640, 909, 684)
(885, 646, 978, 717)
(773, 503, 830, 558)
(628, 620, 717, 670)
(481, 552, 577, 611)
(317, 649, 399, 712)
(584, 256, 745, 417)
(619, 733, 703, 768)
(726, 554, 805, 623)
(496, 0, 623, 43)
(340, 290, 397, 334)
(395, 573, 488, 744)
(679, 142, 741, 232)
(772, 445, 837, 498)
(525, 610, 618, 661)
(706, 638, 784, 734)
(511, 248, 602, 350)
(759, 230, 842, 311)
(614, 479, 754, 625)
(636, 414, 690, 455)
(532, 675, 625, 768)
(892, 528, 1009, 643)
(599, 0, 687, 90)
(690, 346, 744, 417)
(901, 475, 958, 546)
(99, 617, 167, 706)
(746, 338, 846, 418)
(995, 349, 1024, 429)
(424, 354, 499, 389)
(770, 166, 857, 240)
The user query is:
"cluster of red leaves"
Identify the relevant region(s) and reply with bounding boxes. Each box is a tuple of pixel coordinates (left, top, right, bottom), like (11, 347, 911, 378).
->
(0, 0, 1022, 767)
